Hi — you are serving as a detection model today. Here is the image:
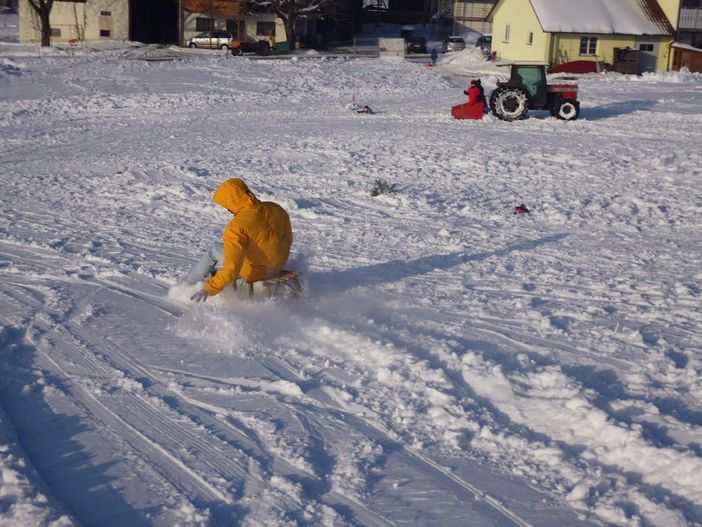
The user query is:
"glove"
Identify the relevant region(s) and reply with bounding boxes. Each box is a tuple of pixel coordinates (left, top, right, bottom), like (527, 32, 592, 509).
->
(190, 289, 209, 303)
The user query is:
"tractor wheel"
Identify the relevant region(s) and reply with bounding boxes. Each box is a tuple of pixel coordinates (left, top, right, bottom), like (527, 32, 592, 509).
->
(231, 46, 244, 56)
(555, 100, 580, 121)
(490, 87, 528, 121)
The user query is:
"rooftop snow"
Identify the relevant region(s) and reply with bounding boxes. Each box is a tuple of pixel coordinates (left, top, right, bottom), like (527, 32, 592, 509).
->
(530, 0, 674, 35)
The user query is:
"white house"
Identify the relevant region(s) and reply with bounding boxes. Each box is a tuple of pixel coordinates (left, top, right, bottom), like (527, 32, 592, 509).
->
(19, 0, 294, 50)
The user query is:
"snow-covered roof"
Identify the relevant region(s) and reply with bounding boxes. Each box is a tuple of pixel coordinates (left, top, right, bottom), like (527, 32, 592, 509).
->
(495, 60, 549, 66)
(672, 42, 702, 52)
(529, 0, 674, 36)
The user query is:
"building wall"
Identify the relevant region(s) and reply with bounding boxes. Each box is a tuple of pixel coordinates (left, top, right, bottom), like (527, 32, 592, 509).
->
(491, 0, 550, 62)
(673, 45, 702, 70)
(552, 34, 673, 71)
(20, 0, 128, 43)
(551, 34, 635, 66)
(658, 0, 682, 29)
(452, 0, 494, 36)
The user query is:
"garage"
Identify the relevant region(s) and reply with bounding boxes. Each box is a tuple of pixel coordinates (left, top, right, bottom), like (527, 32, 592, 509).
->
(130, 0, 178, 44)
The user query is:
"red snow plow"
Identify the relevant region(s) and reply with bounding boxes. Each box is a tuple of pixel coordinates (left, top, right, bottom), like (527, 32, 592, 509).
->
(451, 79, 485, 120)
(451, 102, 484, 120)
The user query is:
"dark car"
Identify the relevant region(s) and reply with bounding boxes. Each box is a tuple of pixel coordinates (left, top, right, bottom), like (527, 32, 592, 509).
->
(231, 37, 271, 56)
(406, 36, 427, 54)
(475, 34, 492, 52)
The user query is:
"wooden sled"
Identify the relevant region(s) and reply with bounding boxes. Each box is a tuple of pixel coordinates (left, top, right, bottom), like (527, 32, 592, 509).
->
(234, 270, 303, 299)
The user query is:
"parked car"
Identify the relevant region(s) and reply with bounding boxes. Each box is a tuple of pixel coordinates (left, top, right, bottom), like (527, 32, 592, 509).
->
(475, 34, 492, 52)
(442, 36, 466, 53)
(186, 31, 233, 50)
(406, 36, 427, 54)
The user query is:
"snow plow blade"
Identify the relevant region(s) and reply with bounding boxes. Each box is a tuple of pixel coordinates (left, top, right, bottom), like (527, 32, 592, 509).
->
(451, 102, 484, 120)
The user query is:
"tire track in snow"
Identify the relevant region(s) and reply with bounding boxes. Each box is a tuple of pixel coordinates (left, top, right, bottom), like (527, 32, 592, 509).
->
(368, 297, 702, 523)
(258, 356, 536, 527)
(151, 361, 532, 527)
(150, 367, 396, 527)
(30, 318, 237, 492)
(53, 278, 399, 526)
(0, 280, 252, 524)
(260, 298, 698, 525)
(59, 281, 395, 525)
(185, 307, 539, 527)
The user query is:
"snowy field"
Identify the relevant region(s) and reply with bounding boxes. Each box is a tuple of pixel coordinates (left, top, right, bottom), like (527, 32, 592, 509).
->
(1, 37, 701, 527)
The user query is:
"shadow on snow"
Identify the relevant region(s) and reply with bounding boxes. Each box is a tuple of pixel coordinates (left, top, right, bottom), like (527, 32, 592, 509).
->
(309, 233, 569, 294)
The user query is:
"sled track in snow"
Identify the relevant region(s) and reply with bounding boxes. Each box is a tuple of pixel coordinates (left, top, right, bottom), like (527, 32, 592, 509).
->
(0, 284, 248, 524)
(262, 357, 536, 527)
(88, 284, 536, 525)
(0, 275, 401, 525)
(150, 355, 535, 527)
(0, 240, 577, 526)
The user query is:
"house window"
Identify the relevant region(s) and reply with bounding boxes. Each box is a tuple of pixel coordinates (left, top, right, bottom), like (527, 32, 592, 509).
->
(579, 36, 597, 55)
(196, 17, 214, 32)
(226, 19, 239, 37)
(503, 24, 510, 42)
(639, 43, 654, 52)
(100, 11, 111, 16)
(256, 21, 275, 37)
(527, 31, 533, 45)
(100, 29, 110, 37)
(51, 28, 61, 37)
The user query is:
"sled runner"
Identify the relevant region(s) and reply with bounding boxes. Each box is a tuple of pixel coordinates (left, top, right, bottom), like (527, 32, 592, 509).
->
(235, 270, 303, 299)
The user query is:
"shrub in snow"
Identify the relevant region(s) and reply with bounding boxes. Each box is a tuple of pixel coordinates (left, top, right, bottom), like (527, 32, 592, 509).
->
(370, 179, 397, 197)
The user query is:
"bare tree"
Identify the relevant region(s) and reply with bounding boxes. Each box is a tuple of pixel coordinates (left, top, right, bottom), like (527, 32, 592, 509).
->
(27, 0, 54, 46)
(250, 0, 333, 49)
(71, 1, 87, 43)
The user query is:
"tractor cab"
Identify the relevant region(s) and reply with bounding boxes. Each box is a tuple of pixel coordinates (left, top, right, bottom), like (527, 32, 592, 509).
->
(490, 62, 580, 121)
(508, 63, 548, 108)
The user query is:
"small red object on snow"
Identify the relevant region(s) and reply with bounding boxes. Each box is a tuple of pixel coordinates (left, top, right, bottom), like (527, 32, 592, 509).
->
(513, 204, 530, 215)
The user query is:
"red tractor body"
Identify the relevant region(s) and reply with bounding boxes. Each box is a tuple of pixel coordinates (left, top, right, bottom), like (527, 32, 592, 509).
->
(547, 83, 579, 100)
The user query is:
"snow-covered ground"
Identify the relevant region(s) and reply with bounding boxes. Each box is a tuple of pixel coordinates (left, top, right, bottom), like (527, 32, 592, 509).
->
(0, 12, 17, 43)
(1, 31, 701, 527)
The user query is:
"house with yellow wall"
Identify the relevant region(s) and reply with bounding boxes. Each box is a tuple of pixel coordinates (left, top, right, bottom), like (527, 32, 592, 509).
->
(19, 0, 129, 43)
(487, 0, 679, 72)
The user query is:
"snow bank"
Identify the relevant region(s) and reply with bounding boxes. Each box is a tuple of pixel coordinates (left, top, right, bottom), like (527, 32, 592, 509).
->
(437, 46, 501, 75)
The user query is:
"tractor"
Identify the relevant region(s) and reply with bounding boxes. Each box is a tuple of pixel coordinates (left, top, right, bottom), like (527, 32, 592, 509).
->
(231, 38, 271, 56)
(489, 62, 580, 121)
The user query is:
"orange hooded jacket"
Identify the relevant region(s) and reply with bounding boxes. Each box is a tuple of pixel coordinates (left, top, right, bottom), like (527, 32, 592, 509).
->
(203, 179, 292, 295)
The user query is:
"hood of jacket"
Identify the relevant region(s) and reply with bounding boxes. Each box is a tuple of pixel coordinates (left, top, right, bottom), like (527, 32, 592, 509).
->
(212, 178, 260, 214)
